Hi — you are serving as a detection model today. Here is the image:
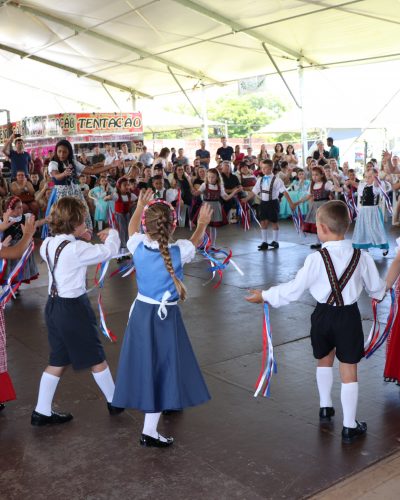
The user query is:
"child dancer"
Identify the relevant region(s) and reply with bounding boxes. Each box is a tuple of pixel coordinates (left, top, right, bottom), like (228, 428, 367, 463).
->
(296, 166, 333, 249)
(89, 176, 114, 230)
(0, 217, 36, 410)
(383, 244, 400, 383)
(31, 197, 122, 426)
(248, 159, 295, 250)
(189, 168, 240, 249)
(246, 201, 386, 443)
(0, 197, 47, 286)
(112, 177, 137, 256)
(112, 190, 212, 447)
(352, 169, 389, 256)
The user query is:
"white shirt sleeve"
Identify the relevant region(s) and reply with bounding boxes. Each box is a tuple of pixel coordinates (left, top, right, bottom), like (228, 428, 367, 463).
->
(199, 183, 206, 193)
(48, 160, 59, 174)
(252, 178, 262, 196)
(73, 160, 86, 175)
(276, 177, 287, 194)
(361, 252, 387, 300)
(166, 188, 178, 203)
(40, 237, 50, 261)
(127, 233, 146, 256)
(220, 185, 227, 197)
(175, 239, 196, 265)
(261, 254, 317, 307)
(325, 181, 334, 191)
(73, 229, 120, 266)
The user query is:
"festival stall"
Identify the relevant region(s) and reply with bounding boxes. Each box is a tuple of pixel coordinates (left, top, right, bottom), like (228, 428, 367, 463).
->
(0, 112, 144, 158)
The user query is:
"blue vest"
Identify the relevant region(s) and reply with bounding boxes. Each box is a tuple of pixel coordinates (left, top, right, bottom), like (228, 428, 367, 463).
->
(133, 242, 184, 302)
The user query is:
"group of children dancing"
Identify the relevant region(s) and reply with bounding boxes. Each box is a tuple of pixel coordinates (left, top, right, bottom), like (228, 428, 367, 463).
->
(1, 139, 400, 449)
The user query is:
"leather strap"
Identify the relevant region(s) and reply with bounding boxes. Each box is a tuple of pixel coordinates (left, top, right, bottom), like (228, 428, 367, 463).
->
(45, 240, 71, 297)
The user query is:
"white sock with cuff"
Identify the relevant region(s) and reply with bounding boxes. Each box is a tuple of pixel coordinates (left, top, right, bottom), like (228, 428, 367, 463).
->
(316, 367, 333, 407)
(92, 366, 115, 403)
(272, 229, 279, 242)
(143, 412, 168, 442)
(35, 372, 60, 416)
(341, 382, 358, 428)
(261, 229, 268, 242)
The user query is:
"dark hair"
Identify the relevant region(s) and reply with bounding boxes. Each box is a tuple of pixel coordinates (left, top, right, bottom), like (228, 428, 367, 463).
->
(137, 181, 148, 190)
(327, 137, 333, 142)
(54, 139, 74, 167)
(280, 161, 289, 169)
(275, 143, 283, 153)
(206, 168, 222, 188)
(311, 166, 327, 190)
(286, 144, 294, 154)
(159, 147, 170, 158)
(317, 200, 350, 235)
(261, 159, 273, 168)
(49, 197, 86, 235)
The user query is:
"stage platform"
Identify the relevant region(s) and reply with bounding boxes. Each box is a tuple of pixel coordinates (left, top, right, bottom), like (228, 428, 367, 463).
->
(1, 221, 400, 499)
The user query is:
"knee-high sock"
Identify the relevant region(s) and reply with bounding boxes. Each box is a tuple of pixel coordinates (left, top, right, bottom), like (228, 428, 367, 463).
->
(316, 367, 333, 407)
(98, 220, 103, 230)
(272, 229, 279, 242)
(210, 227, 217, 247)
(92, 367, 115, 403)
(341, 382, 358, 428)
(35, 372, 60, 416)
(261, 229, 268, 242)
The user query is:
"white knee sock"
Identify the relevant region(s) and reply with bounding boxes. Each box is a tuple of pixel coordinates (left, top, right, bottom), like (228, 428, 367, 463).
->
(92, 367, 115, 403)
(341, 382, 358, 428)
(210, 227, 217, 247)
(98, 220, 103, 230)
(143, 412, 168, 442)
(261, 229, 268, 242)
(272, 229, 279, 242)
(35, 372, 60, 416)
(316, 367, 333, 407)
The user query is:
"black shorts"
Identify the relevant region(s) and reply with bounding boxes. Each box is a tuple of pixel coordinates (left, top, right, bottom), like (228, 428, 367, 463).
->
(259, 200, 280, 223)
(310, 302, 364, 364)
(45, 294, 106, 370)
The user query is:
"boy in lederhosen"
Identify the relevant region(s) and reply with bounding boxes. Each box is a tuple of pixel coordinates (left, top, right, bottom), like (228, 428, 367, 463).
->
(246, 201, 386, 443)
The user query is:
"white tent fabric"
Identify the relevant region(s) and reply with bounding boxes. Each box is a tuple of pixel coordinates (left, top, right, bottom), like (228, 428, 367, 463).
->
(1, 0, 400, 106)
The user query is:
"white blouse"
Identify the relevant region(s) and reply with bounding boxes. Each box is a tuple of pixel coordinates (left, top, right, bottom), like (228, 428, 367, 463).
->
(127, 233, 195, 265)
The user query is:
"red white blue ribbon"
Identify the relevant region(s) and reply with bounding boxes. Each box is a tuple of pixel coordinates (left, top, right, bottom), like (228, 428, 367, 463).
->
(343, 190, 358, 221)
(375, 178, 393, 215)
(0, 242, 34, 305)
(41, 188, 58, 239)
(254, 302, 277, 397)
(197, 233, 237, 288)
(364, 288, 397, 358)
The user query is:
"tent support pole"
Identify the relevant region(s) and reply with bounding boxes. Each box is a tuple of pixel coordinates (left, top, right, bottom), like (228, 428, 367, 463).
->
(131, 93, 137, 111)
(167, 66, 202, 119)
(298, 59, 308, 168)
(200, 83, 209, 144)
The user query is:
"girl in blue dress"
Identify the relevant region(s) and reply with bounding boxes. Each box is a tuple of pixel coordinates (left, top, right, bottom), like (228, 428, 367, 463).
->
(113, 189, 212, 448)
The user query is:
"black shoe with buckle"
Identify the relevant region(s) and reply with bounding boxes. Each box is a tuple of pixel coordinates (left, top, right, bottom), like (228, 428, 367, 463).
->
(140, 433, 174, 448)
(31, 410, 73, 426)
(0, 403, 5, 412)
(258, 242, 269, 251)
(310, 243, 322, 250)
(269, 241, 279, 249)
(107, 402, 124, 415)
(342, 420, 367, 444)
(319, 407, 335, 421)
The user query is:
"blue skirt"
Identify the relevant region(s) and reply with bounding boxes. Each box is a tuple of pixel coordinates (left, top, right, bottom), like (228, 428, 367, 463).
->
(352, 205, 389, 250)
(112, 300, 211, 412)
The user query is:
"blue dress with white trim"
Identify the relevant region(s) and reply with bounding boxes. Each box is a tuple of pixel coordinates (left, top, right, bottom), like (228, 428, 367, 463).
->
(112, 234, 211, 412)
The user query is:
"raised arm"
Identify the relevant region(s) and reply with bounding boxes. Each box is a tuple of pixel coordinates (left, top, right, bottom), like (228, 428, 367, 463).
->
(0, 216, 36, 259)
(2, 133, 14, 157)
(128, 188, 153, 236)
(190, 204, 212, 247)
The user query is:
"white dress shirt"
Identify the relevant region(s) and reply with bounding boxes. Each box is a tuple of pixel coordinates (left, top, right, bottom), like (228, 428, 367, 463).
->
(262, 239, 386, 307)
(127, 233, 195, 265)
(41, 229, 120, 298)
(252, 175, 286, 201)
(48, 160, 85, 176)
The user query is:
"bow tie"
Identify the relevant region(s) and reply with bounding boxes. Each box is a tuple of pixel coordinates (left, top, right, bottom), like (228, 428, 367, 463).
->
(263, 175, 272, 180)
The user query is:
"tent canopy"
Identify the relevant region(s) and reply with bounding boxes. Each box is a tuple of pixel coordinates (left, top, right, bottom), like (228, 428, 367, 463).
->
(1, 0, 400, 107)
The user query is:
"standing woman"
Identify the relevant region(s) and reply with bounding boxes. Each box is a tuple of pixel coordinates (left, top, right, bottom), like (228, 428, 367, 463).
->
(48, 139, 118, 235)
(172, 165, 192, 227)
(233, 145, 244, 170)
(257, 144, 270, 165)
(272, 143, 284, 169)
(152, 147, 172, 173)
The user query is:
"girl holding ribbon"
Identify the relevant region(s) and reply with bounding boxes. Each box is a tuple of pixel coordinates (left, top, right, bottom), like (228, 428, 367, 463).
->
(112, 189, 212, 448)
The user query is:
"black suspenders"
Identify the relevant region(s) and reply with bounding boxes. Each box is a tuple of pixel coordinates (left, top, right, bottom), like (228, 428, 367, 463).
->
(319, 248, 361, 306)
(45, 240, 71, 297)
(260, 175, 276, 200)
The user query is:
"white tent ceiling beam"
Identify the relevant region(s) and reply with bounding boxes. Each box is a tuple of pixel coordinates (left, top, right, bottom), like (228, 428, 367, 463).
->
(167, 66, 202, 119)
(0, 42, 152, 99)
(7, 1, 221, 85)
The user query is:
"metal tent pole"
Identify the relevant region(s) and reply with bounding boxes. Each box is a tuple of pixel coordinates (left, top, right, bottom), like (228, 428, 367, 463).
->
(201, 83, 209, 144)
(298, 60, 308, 168)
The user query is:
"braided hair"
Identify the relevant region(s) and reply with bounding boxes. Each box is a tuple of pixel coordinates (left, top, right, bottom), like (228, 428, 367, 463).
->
(143, 203, 187, 301)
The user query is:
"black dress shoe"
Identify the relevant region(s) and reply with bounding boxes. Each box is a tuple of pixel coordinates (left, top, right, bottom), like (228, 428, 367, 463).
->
(0, 403, 5, 412)
(107, 402, 124, 415)
(383, 250, 389, 256)
(342, 420, 367, 444)
(140, 433, 174, 448)
(319, 407, 335, 421)
(162, 409, 183, 416)
(31, 410, 73, 426)
(269, 241, 279, 249)
(258, 242, 269, 251)
(310, 243, 322, 249)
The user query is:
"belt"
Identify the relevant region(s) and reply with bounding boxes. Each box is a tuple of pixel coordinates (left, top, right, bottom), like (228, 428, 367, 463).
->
(135, 291, 178, 320)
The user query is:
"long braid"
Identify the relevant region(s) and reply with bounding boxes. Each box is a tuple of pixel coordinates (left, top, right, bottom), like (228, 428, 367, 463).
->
(144, 204, 187, 301)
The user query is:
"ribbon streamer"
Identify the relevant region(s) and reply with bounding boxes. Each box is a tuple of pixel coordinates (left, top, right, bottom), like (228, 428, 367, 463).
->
(0, 242, 34, 305)
(364, 288, 397, 358)
(375, 178, 393, 215)
(41, 188, 58, 239)
(343, 190, 359, 221)
(254, 302, 277, 398)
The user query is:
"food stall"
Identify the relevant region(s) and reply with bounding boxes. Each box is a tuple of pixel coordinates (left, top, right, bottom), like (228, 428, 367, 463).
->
(0, 112, 144, 159)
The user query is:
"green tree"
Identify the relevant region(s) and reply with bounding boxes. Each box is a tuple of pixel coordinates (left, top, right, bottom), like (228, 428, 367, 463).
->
(207, 93, 287, 138)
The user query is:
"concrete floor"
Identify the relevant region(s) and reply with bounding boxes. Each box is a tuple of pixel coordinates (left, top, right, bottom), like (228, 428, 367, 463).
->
(1, 221, 400, 499)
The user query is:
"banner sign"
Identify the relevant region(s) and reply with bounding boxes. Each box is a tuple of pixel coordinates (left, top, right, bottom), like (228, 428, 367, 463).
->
(0, 112, 143, 143)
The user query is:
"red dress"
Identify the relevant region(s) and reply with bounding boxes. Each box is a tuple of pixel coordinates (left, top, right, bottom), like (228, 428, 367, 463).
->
(384, 280, 400, 384)
(0, 306, 16, 403)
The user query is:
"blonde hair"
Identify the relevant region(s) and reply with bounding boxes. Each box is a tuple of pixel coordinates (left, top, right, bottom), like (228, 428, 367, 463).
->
(144, 203, 187, 301)
(49, 196, 86, 235)
(317, 200, 350, 236)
